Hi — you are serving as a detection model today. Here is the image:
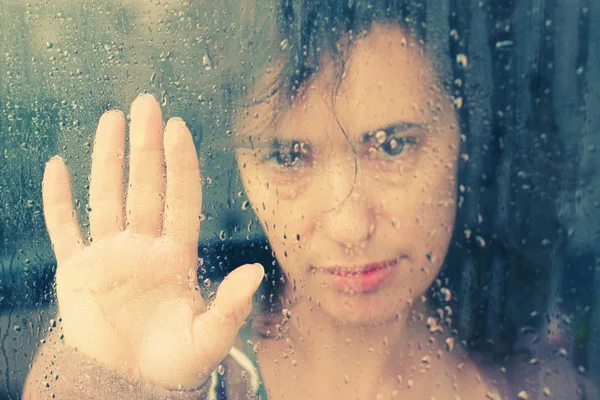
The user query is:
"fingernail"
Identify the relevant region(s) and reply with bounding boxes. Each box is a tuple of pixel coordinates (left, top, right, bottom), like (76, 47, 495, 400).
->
(137, 93, 156, 100)
(99, 109, 125, 125)
(254, 263, 265, 281)
(106, 109, 125, 117)
(245, 263, 264, 285)
(168, 116, 186, 126)
(131, 94, 158, 112)
(46, 155, 62, 165)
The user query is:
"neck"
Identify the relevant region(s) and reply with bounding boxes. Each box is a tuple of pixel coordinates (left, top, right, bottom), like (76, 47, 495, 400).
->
(279, 296, 432, 391)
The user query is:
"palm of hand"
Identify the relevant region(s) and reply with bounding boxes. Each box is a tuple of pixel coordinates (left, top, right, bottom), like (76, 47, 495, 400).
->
(42, 95, 263, 389)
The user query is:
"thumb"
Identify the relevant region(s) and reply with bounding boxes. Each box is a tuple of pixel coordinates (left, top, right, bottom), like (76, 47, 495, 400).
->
(192, 263, 264, 371)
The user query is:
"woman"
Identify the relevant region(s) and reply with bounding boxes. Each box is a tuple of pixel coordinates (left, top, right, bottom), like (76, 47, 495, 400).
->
(23, 1, 589, 399)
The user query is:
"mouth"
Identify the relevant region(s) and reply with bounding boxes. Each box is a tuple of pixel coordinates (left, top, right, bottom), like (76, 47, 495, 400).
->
(317, 259, 400, 294)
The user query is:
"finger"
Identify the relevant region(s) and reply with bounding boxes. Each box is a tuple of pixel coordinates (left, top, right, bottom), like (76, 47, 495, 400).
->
(89, 110, 126, 240)
(163, 118, 202, 246)
(192, 263, 264, 367)
(42, 156, 83, 263)
(126, 94, 165, 236)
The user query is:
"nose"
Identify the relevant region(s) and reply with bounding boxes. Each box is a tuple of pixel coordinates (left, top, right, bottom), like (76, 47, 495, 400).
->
(319, 156, 375, 245)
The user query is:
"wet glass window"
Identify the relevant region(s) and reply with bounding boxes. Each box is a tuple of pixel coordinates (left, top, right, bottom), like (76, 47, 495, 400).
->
(1, 0, 599, 399)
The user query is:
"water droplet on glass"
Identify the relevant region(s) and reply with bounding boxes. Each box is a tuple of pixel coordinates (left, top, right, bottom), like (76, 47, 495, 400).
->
(495, 40, 514, 48)
(454, 97, 463, 109)
(440, 287, 452, 302)
(202, 54, 212, 70)
(475, 235, 486, 248)
(427, 317, 442, 333)
(517, 391, 529, 400)
(203, 278, 211, 287)
(558, 347, 568, 357)
(217, 364, 225, 375)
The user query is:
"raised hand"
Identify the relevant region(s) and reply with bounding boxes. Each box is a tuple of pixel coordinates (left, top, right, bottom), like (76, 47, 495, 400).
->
(41, 94, 263, 389)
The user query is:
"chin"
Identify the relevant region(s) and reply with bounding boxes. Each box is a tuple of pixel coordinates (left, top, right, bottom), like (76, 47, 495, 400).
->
(317, 289, 410, 326)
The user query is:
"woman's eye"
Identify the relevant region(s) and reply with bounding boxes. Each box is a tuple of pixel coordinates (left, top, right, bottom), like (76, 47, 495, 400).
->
(367, 127, 418, 157)
(380, 135, 411, 156)
(268, 140, 311, 168)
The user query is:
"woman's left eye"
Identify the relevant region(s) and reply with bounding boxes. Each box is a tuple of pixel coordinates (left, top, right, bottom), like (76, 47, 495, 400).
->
(365, 126, 419, 157)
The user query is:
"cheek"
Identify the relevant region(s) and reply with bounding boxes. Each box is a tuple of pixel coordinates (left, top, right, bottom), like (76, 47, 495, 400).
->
(377, 147, 458, 261)
(236, 155, 314, 265)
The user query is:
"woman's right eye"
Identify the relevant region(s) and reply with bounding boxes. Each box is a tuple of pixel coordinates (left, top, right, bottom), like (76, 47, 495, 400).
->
(266, 140, 312, 169)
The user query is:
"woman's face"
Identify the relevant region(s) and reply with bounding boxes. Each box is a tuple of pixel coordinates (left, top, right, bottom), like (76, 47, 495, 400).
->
(235, 24, 460, 325)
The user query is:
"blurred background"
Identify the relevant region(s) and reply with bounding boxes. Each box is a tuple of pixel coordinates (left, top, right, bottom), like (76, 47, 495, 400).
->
(1, 0, 600, 398)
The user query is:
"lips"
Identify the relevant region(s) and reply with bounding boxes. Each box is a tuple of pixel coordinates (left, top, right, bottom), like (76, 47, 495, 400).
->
(320, 259, 399, 294)
(328, 261, 396, 275)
